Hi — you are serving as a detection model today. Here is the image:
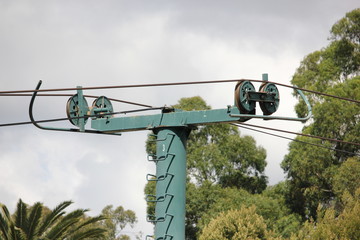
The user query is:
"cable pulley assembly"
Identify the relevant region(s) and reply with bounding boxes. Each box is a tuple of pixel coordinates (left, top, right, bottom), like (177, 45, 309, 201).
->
(231, 74, 311, 122)
(234, 80, 280, 116)
(28, 74, 312, 137)
(65, 95, 114, 127)
(29, 81, 120, 135)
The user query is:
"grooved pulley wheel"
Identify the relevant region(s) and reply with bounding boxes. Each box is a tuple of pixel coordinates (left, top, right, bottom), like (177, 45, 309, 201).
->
(235, 80, 256, 113)
(92, 96, 113, 117)
(259, 83, 279, 115)
(66, 94, 89, 126)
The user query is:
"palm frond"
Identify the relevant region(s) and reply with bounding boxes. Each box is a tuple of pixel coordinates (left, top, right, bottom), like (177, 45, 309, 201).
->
(0, 205, 11, 222)
(68, 228, 106, 240)
(0, 204, 10, 240)
(45, 209, 86, 240)
(27, 202, 42, 240)
(14, 200, 27, 231)
(9, 224, 26, 240)
(70, 215, 106, 234)
(38, 200, 73, 237)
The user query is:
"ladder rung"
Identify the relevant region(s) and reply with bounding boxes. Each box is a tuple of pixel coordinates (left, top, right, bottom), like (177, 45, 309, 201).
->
(146, 174, 166, 181)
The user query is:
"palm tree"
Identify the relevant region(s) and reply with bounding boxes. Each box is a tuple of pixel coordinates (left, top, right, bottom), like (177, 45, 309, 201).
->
(0, 199, 106, 240)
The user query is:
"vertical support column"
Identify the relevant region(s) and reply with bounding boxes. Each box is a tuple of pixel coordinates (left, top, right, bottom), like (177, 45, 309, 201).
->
(153, 127, 189, 240)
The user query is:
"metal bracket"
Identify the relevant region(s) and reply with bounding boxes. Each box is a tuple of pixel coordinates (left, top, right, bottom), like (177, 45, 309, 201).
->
(247, 91, 277, 103)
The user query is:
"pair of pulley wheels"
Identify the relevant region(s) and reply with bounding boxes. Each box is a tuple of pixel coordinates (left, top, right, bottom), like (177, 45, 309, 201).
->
(66, 95, 113, 127)
(235, 80, 279, 115)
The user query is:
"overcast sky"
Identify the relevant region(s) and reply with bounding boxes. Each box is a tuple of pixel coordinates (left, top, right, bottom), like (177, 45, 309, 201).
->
(0, 1, 358, 238)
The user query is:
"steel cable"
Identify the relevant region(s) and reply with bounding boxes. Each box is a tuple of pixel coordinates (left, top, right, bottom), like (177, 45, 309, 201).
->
(0, 78, 359, 104)
(233, 122, 360, 147)
(0, 93, 152, 108)
(0, 107, 163, 128)
(232, 123, 360, 156)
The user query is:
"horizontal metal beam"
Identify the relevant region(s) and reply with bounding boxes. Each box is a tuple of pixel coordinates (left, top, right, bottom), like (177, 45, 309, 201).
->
(91, 106, 249, 132)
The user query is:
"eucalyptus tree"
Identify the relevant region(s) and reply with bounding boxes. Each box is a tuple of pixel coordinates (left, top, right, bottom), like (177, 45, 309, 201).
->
(282, 8, 360, 219)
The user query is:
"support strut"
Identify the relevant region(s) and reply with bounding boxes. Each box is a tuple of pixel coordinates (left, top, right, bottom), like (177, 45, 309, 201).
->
(153, 127, 190, 240)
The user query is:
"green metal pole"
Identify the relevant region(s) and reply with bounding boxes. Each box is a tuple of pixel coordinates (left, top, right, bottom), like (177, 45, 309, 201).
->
(153, 127, 189, 240)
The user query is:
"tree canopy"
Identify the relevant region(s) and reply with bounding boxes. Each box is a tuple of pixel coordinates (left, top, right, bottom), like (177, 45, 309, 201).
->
(282, 8, 360, 220)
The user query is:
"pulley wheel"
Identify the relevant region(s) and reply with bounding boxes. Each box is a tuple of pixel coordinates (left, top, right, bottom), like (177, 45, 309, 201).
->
(259, 83, 279, 115)
(66, 94, 89, 126)
(235, 80, 256, 113)
(92, 96, 113, 117)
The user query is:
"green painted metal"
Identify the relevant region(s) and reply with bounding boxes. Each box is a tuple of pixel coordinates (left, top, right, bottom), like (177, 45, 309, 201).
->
(262, 73, 268, 81)
(76, 87, 87, 132)
(247, 90, 278, 103)
(66, 87, 89, 131)
(151, 127, 188, 240)
(230, 87, 312, 122)
(90, 96, 114, 118)
(234, 81, 256, 113)
(91, 106, 248, 132)
(30, 81, 122, 136)
(258, 83, 280, 115)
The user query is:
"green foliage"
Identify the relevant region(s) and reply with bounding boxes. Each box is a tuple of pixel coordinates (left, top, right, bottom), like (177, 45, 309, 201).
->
(100, 205, 137, 240)
(198, 186, 301, 239)
(172, 96, 211, 111)
(198, 206, 283, 240)
(330, 8, 360, 77)
(282, 8, 360, 220)
(332, 157, 360, 198)
(185, 181, 224, 239)
(0, 199, 106, 240)
(282, 136, 336, 218)
(291, 188, 360, 240)
(187, 123, 267, 192)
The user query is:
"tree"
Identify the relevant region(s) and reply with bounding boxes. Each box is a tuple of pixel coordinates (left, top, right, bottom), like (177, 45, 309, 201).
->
(0, 199, 106, 240)
(99, 205, 137, 240)
(290, 188, 360, 240)
(282, 8, 360, 219)
(198, 206, 282, 240)
(332, 157, 360, 198)
(198, 186, 301, 239)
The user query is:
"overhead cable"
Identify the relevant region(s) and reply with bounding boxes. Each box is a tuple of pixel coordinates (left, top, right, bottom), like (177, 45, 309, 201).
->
(233, 123, 359, 157)
(0, 93, 152, 108)
(0, 78, 359, 104)
(234, 122, 360, 147)
(0, 107, 163, 128)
